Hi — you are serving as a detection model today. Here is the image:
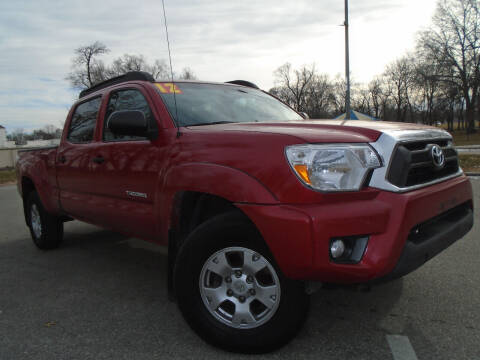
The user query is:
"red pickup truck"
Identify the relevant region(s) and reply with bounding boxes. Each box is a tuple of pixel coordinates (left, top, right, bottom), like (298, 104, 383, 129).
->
(16, 71, 473, 353)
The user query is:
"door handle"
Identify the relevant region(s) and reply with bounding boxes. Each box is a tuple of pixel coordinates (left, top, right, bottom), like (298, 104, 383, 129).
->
(58, 155, 66, 163)
(92, 156, 105, 164)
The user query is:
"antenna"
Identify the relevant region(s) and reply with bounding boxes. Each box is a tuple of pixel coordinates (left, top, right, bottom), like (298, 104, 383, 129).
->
(161, 0, 181, 138)
(344, 0, 351, 120)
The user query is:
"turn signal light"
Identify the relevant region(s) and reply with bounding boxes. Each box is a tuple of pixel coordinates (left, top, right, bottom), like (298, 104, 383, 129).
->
(294, 164, 311, 184)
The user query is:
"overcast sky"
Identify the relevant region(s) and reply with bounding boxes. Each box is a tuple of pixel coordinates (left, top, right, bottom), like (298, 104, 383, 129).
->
(0, 0, 438, 133)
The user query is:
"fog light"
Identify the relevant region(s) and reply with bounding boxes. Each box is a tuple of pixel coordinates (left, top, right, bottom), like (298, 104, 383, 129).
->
(329, 235, 369, 264)
(330, 240, 345, 259)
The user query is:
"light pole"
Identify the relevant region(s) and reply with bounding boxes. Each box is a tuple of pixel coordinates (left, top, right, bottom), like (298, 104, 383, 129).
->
(344, 0, 351, 120)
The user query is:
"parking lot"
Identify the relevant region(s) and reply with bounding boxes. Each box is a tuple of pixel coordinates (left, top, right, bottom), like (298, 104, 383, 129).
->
(0, 180, 479, 360)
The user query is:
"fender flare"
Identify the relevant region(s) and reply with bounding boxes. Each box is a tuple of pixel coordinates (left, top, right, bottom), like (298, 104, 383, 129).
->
(162, 162, 278, 204)
(18, 155, 60, 216)
(156, 162, 278, 240)
(158, 162, 280, 298)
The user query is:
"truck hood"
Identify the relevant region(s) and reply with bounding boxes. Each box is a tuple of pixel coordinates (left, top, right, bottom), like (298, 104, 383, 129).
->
(186, 119, 438, 143)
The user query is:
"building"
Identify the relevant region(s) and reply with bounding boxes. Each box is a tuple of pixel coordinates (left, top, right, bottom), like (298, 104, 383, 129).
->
(0, 125, 6, 148)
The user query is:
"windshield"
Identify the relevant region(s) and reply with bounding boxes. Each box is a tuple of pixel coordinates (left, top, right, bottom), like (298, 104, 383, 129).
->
(155, 82, 302, 127)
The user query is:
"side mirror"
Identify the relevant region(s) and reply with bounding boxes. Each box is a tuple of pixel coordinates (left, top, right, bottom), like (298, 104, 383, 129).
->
(107, 110, 156, 140)
(299, 112, 310, 119)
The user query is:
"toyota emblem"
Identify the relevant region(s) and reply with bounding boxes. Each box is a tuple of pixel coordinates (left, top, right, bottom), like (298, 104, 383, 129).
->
(431, 145, 445, 168)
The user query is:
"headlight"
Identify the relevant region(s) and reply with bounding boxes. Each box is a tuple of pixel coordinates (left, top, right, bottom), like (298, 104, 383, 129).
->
(285, 144, 382, 192)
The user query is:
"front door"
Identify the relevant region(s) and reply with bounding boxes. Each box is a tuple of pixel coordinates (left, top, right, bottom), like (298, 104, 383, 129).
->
(87, 87, 161, 240)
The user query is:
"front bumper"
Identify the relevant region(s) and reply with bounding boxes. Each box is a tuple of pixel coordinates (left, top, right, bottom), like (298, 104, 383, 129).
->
(237, 174, 473, 284)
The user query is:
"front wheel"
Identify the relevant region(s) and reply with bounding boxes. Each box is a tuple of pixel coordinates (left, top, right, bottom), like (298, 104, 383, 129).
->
(26, 191, 63, 250)
(174, 212, 309, 353)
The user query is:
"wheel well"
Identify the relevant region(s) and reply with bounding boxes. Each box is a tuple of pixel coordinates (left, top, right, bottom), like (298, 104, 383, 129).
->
(174, 192, 238, 242)
(21, 177, 36, 225)
(167, 191, 242, 299)
(21, 177, 36, 199)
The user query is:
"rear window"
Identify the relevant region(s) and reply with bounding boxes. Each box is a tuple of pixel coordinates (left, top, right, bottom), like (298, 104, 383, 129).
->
(67, 97, 102, 143)
(155, 83, 302, 127)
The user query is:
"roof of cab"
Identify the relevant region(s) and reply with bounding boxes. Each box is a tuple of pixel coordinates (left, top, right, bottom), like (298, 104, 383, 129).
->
(78, 71, 260, 99)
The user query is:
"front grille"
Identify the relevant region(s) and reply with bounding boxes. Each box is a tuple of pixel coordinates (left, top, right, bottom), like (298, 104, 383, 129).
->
(387, 139, 459, 188)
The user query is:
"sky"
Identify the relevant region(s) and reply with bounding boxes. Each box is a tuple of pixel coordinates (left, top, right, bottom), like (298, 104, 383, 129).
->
(0, 0, 439, 133)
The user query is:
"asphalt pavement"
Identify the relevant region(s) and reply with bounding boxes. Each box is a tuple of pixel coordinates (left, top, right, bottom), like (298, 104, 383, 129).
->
(0, 180, 479, 360)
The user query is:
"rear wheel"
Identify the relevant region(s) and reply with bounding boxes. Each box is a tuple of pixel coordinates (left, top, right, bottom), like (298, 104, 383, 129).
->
(174, 212, 309, 353)
(26, 191, 63, 250)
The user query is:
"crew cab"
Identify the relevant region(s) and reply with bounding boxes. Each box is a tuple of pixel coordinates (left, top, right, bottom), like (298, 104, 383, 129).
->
(16, 71, 474, 353)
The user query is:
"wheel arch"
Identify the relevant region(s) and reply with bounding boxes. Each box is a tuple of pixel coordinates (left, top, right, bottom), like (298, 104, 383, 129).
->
(161, 162, 278, 205)
(159, 162, 279, 298)
(21, 176, 36, 225)
(166, 190, 272, 299)
(160, 162, 278, 246)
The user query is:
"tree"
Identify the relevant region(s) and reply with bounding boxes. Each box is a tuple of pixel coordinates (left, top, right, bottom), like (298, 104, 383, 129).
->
(331, 75, 360, 116)
(108, 53, 148, 76)
(331, 76, 347, 114)
(270, 64, 336, 118)
(43, 124, 56, 135)
(384, 56, 416, 122)
(273, 63, 316, 112)
(354, 86, 374, 116)
(67, 41, 110, 88)
(367, 77, 388, 119)
(107, 54, 171, 80)
(178, 67, 197, 80)
(66, 42, 197, 89)
(268, 86, 295, 108)
(303, 74, 334, 118)
(412, 59, 442, 125)
(417, 0, 480, 132)
(54, 128, 63, 139)
(12, 128, 26, 145)
(150, 60, 171, 79)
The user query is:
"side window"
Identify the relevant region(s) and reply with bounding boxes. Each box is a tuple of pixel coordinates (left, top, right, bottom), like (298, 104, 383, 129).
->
(103, 89, 155, 141)
(67, 97, 102, 143)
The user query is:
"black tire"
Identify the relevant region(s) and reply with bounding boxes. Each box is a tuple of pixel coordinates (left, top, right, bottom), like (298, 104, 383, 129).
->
(174, 212, 309, 353)
(26, 191, 63, 250)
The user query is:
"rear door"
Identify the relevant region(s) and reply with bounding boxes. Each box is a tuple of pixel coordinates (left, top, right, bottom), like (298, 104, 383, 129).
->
(86, 86, 162, 239)
(56, 96, 102, 221)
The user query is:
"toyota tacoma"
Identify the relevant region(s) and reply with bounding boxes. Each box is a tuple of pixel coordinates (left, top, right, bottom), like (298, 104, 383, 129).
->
(16, 71, 474, 353)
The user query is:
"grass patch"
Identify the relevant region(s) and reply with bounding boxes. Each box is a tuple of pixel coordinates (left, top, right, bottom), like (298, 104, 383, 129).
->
(450, 131, 480, 146)
(458, 154, 480, 173)
(0, 169, 16, 184)
(433, 124, 480, 145)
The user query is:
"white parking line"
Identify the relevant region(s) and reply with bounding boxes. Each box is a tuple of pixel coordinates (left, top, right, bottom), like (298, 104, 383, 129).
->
(386, 335, 419, 360)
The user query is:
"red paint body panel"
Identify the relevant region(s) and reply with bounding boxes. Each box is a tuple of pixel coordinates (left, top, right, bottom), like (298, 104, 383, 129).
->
(239, 175, 473, 282)
(16, 147, 60, 213)
(187, 121, 382, 143)
(15, 79, 474, 285)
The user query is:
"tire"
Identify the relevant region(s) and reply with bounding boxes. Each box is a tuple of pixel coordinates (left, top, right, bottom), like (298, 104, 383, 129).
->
(26, 191, 63, 250)
(174, 212, 309, 353)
